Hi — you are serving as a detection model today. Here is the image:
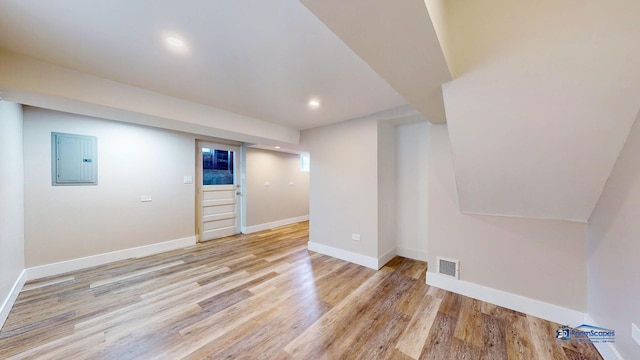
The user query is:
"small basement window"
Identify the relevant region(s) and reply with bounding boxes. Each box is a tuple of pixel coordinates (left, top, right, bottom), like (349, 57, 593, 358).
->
(300, 153, 310, 172)
(51, 132, 98, 186)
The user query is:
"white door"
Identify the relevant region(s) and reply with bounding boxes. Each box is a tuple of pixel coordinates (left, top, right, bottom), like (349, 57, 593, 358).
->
(197, 142, 241, 241)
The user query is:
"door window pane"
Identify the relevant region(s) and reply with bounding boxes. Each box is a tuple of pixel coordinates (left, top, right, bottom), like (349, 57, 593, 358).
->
(202, 148, 234, 185)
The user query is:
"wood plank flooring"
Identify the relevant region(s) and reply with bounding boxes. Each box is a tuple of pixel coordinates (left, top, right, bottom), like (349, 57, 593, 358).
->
(0, 222, 603, 359)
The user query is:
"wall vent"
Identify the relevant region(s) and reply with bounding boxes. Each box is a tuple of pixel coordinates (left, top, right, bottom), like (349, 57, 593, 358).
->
(437, 257, 459, 279)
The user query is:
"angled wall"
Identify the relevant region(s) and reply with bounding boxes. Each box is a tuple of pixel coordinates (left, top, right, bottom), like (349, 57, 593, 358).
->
(301, 0, 450, 123)
(431, 0, 640, 222)
(427, 124, 588, 314)
(588, 111, 640, 359)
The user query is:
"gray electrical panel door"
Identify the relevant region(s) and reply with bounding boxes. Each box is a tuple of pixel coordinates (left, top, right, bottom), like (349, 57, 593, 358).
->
(52, 132, 98, 185)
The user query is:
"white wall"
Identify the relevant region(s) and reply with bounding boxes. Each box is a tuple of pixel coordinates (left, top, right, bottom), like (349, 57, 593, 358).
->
(23, 107, 195, 267)
(427, 124, 588, 312)
(244, 148, 309, 229)
(377, 122, 396, 262)
(588, 111, 640, 359)
(396, 122, 428, 261)
(0, 101, 25, 326)
(302, 117, 380, 262)
(301, 115, 401, 269)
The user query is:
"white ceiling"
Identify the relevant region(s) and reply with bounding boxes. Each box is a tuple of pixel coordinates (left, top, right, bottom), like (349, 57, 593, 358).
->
(0, 0, 408, 130)
(300, 0, 451, 124)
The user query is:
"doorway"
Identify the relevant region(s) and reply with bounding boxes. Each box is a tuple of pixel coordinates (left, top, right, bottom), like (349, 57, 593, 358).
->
(196, 141, 242, 241)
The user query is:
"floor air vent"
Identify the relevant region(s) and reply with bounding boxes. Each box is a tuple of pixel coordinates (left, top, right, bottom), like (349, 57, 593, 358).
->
(437, 257, 459, 279)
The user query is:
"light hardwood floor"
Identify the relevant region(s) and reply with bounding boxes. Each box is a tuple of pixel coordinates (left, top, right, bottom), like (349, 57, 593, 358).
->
(0, 222, 602, 359)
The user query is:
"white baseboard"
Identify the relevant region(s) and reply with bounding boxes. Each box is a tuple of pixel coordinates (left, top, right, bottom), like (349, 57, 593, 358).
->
(396, 246, 428, 262)
(583, 314, 624, 360)
(426, 271, 585, 326)
(25, 236, 197, 281)
(308, 242, 379, 270)
(0, 269, 26, 329)
(378, 248, 397, 269)
(242, 215, 309, 234)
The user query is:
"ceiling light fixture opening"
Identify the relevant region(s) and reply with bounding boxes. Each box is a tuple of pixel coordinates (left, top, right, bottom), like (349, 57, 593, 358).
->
(275, 146, 281, 149)
(164, 35, 189, 53)
(308, 99, 320, 109)
(166, 36, 184, 47)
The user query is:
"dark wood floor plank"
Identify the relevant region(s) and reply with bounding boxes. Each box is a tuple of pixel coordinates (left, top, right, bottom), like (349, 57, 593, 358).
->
(447, 337, 482, 360)
(454, 296, 484, 348)
(527, 315, 570, 360)
(420, 311, 457, 360)
(490, 305, 534, 360)
(480, 313, 508, 359)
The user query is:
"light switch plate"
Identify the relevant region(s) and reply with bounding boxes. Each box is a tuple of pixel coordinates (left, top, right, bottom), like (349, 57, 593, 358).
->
(140, 195, 152, 202)
(351, 234, 360, 241)
(264, 181, 270, 186)
(183, 176, 193, 184)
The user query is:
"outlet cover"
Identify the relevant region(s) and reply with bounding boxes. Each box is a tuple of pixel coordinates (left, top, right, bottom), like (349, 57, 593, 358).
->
(633, 323, 640, 347)
(183, 176, 193, 184)
(351, 234, 360, 241)
(140, 195, 152, 202)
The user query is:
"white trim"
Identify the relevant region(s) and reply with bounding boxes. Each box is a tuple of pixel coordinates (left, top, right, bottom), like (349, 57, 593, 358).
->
(378, 248, 396, 269)
(242, 215, 309, 234)
(426, 271, 585, 326)
(396, 246, 428, 261)
(583, 314, 624, 360)
(0, 269, 27, 329)
(25, 236, 196, 281)
(308, 242, 378, 270)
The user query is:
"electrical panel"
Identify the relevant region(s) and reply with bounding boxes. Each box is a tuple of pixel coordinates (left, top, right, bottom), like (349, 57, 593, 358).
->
(51, 132, 98, 186)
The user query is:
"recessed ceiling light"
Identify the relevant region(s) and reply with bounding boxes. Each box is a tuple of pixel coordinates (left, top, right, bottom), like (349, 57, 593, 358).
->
(275, 146, 281, 149)
(164, 35, 188, 53)
(166, 36, 184, 47)
(308, 99, 320, 109)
